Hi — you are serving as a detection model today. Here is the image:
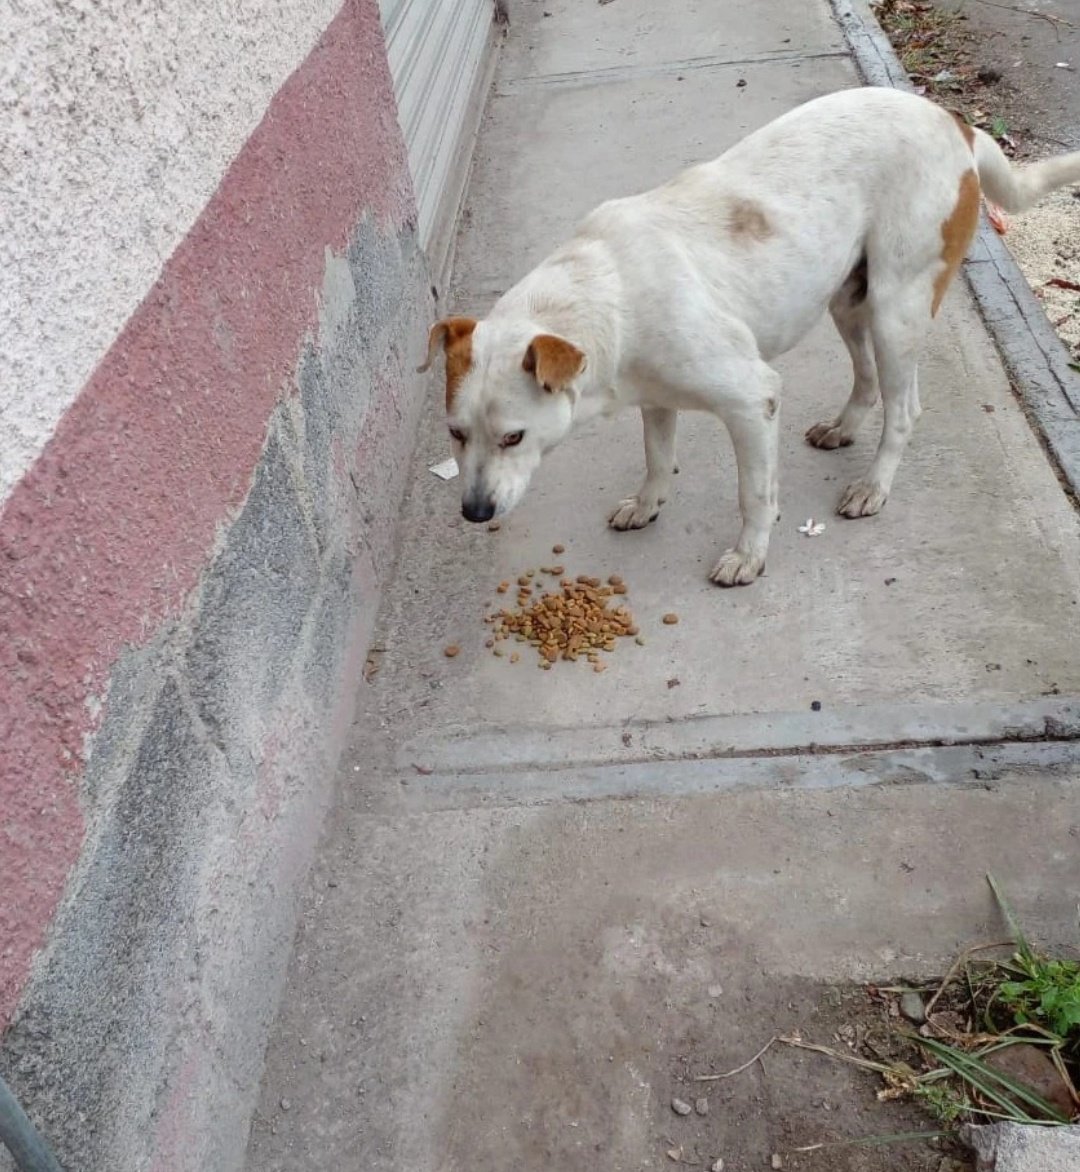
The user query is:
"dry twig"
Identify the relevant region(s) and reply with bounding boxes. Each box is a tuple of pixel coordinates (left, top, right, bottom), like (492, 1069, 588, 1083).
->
(694, 1036, 777, 1081)
(924, 940, 1013, 1018)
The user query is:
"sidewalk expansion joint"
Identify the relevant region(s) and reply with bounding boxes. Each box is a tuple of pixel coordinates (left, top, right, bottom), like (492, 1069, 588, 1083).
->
(391, 739, 1080, 813)
(495, 48, 850, 96)
(396, 696, 1080, 779)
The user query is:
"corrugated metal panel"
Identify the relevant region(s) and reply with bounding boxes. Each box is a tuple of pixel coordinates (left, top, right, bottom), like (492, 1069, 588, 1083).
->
(381, 0, 492, 256)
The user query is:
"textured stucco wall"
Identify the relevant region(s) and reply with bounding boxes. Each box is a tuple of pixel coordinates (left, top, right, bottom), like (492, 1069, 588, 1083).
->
(0, 1, 438, 1167)
(0, 0, 341, 500)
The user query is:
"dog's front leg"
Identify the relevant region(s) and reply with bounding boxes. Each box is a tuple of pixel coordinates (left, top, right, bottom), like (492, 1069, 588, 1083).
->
(609, 406, 678, 530)
(710, 369, 781, 587)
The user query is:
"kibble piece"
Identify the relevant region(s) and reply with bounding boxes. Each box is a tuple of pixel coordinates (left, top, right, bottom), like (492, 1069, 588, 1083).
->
(593, 662, 607, 673)
(444, 645, 461, 657)
(635, 635, 646, 646)
(662, 613, 679, 625)
(550, 565, 565, 575)
(485, 638, 494, 649)
(612, 583, 627, 595)
(552, 543, 565, 554)
(493, 646, 505, 657)
(497, 582, 510, 594)
(487, 520, 501, 532)
(608, 575, 624, 587)
(517, 576, 530, 587)
(510, 652, 520, 664)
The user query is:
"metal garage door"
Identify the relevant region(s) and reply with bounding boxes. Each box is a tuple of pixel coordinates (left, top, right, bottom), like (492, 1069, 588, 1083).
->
(380, 0, 495, 280)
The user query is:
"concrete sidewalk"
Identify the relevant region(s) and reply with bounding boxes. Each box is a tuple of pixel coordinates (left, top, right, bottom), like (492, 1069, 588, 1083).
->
(245, 2, 1080, 1169)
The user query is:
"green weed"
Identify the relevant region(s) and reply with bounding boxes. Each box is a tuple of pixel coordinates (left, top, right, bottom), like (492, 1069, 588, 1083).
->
(999, 956, 1080, 1040)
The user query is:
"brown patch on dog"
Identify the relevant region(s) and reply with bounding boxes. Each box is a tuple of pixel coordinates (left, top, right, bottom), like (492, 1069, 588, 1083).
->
(443, 333, 475, 411)
(950, 110, 975, 151)
(418, 317, 478, 409)
(764, 396, 778, 420)
(932, 169, 980, 317)
(523, 334, 586, 392)
(728, 198, 772, 242)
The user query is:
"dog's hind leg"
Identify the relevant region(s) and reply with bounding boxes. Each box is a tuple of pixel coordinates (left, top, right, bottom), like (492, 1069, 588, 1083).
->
(609, 406, 678, 530)
(837, 284, 928, 518)
(806, 258, 880, 450)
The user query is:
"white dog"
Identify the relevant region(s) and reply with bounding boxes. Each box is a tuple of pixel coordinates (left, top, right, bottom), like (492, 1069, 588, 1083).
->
(419, 87, 1080, 585)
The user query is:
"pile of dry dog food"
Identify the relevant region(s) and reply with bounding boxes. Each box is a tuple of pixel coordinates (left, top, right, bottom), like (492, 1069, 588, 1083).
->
(445, 544, 678, 672)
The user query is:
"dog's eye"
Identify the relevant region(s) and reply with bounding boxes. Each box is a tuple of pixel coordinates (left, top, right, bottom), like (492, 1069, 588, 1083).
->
(449, 427, 467, 444)
(500, 430, 525, 448)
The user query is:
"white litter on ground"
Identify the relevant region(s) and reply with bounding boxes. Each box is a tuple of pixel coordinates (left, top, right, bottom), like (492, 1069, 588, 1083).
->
(428, 457, 459, 480)
(797, 518, 826, 537)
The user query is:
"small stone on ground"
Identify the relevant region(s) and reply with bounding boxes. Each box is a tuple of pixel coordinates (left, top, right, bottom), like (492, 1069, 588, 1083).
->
(962, 1122, 1080, 1172)
(900, 990, 927, 1023)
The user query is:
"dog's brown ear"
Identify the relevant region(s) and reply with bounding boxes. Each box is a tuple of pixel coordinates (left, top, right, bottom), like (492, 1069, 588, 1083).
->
(417, 317, 477, 373)
(522, 334, 587, 392)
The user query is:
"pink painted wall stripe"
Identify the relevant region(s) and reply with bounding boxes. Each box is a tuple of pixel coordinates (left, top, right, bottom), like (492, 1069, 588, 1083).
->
(0, 0, 414, 1029)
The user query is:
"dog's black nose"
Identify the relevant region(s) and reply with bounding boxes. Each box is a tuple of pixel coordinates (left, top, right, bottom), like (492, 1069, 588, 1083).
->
(462, 497, 496, 523)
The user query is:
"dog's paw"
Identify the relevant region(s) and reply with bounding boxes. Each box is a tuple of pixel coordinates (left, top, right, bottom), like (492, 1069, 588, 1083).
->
(609, 496, 661, 531)
(709, 548, 765, 587)
(837, 480, 888, 517)
(805, 420, 854, 450)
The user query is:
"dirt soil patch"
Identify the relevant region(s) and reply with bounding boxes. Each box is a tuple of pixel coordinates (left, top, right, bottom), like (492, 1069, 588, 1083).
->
(755, 878, 1080, 1172)
(660, 979, 973, 1171)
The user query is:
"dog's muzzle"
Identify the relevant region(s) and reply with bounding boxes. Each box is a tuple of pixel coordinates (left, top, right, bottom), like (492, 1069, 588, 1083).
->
(462, 493, 496, 523)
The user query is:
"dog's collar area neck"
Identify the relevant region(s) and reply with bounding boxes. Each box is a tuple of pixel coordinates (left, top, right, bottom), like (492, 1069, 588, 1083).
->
(566, 382, 619, 429)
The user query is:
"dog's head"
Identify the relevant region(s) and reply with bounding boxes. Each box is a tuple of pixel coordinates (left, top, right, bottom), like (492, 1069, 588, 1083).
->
(418, 316, 587, 522)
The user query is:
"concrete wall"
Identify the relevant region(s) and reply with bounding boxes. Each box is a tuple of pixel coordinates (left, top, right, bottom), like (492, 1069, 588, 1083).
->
(1, 0, 350, 501)
(0, 1, 433, 1167)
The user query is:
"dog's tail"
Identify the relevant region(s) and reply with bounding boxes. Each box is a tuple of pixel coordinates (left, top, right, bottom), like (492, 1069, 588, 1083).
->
(972, 128, 1080, 214)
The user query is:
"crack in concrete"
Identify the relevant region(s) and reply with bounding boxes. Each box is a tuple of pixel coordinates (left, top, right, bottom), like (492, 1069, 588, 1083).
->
(397, 698, 1080, 778)
(399, 722, 1080, 779)
(389, 740, 1080, 813)
(495, 49, 850, 95)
